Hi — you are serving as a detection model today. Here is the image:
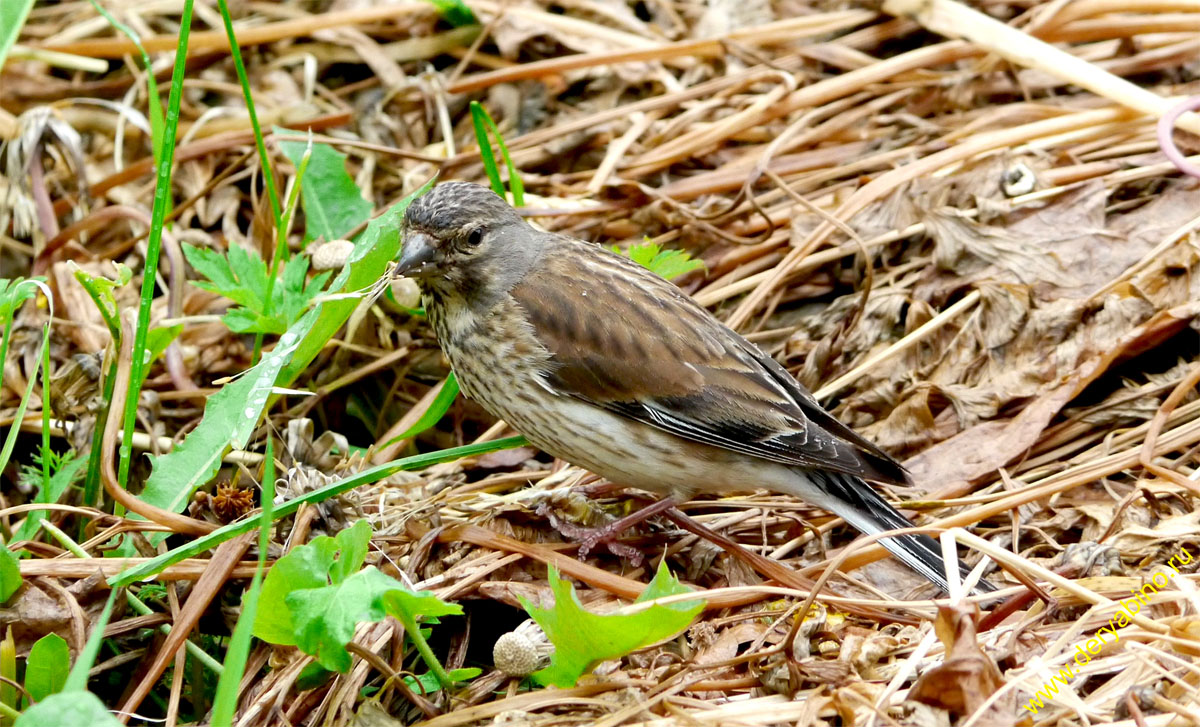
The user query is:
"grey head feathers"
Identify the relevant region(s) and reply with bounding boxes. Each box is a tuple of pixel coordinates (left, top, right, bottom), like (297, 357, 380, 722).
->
(404, 182, 522, 234)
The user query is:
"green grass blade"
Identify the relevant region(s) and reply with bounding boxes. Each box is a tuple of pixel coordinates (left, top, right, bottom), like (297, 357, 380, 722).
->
(252, 133, 310, 364)
(382, 373, 459, 448)
(86, 1, 166, 175)
(118, 0, 195, 488)
(479, 108, 525, 207)
(0, 278, 40, 405)
(80, 367, 116, 509)
(63, 591, 117, 692)
(209, 443, 275, 726)
(0, 0, 33, 70)
(215, 0, 281, 224)
(38, 330, 51, 524)
(469, 102, 504, 197)
(0, 281, 51, 482)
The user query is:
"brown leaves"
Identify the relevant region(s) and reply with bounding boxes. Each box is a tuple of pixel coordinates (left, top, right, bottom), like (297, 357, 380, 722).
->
(907, 298, 1199, 492)
(909, 603, 1011, 723)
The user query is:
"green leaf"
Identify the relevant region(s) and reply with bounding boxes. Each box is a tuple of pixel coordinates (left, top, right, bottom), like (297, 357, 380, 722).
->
(184, 243, 327, 336)
(0, 0, 34, 72)
(183, 244, 253, 306)
(184, 243, 273, 327)
(0, 278, 41, 322)
(423, 0, 476, 26)
(14, 691, 121, 727)
(404, 667, 481, 694)
(140, 325, 183, 389)
(253, 520, 371, 646)
(287, 567, 408, 673)
(380, 585, 462, 624)
(71, 263, 130, 342)
(615, 241, 704, 281)
(136, 312, 316, 539)
(278, 178, 433, 386)
(523, 562, 704, 687)
(0, 547, 20, 603)
(2, 626, 14, 717)
(383, 374, 459, 448)
(253, 516, 461, 676)
(382, 586, 465, 689)
(296, 662, 333, 690)
(252, 539, 337, 646)
(277, 135, 372, 243)
(221, 307, 285, 335)
(24, 634, 68, 702)
(279, 257, 330, 327)
(329, 520, 372, 584)
(636, 557, 700, 603)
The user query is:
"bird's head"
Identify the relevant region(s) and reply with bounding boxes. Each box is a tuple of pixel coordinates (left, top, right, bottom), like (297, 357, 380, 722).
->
(397, 182, 540, 304)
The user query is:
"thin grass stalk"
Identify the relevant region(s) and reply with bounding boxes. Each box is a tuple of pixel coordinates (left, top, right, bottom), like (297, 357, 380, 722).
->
(117, 0, 195, 488)
(109, 435, 527, 589)
(0, 282, 51, 483)
(251, 140, 309, 364)
(209, 443, 275, 726)
(38, 314, 50, 507)
(86, 0, 166, 173)
(215, 0, 282, 225)
(469, 102, 505, 197)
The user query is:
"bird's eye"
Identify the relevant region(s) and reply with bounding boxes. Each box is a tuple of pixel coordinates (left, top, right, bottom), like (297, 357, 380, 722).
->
(466, 227, 485, 247)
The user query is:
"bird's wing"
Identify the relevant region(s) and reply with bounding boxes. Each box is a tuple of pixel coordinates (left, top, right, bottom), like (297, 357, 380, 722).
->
(509, 239, 909, 486)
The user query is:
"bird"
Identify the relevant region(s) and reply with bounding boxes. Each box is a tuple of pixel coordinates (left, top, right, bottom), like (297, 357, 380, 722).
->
(396, 181, 991, 594)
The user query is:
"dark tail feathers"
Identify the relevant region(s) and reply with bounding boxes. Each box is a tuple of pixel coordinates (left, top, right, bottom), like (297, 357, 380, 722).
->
(806, 469, 997, 594)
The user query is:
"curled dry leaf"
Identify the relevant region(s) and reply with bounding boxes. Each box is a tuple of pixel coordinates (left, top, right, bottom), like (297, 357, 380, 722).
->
(909, 602, 1010, 722)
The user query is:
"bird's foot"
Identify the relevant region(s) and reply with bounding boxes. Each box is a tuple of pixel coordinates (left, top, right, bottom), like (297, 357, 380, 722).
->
(578, 526, 645, 565)
(537, 496, 679, 566)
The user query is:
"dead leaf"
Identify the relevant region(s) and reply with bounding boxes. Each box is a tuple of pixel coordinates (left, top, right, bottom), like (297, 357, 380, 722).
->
(908, 300, 1200, 493)
(909, 603, 1010, 722)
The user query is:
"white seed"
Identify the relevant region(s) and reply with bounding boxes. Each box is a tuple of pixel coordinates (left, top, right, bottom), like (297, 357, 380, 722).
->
(390, 276, 422, 310)
(310, 239, 355, 270)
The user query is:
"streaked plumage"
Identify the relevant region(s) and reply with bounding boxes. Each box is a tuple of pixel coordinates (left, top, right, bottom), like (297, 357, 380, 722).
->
(398, 182, 990, 593)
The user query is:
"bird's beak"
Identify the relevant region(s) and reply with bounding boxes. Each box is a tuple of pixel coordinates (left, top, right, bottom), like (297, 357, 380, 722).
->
(396, 231, 436, 277)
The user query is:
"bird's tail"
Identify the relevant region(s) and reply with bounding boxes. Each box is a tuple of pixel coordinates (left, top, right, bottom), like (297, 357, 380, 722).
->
(797, 469, 996, 594)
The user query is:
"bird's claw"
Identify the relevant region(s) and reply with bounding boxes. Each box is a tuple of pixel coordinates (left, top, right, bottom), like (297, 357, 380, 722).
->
(577, 527, 644, 566)
(537, 501, 645, 566)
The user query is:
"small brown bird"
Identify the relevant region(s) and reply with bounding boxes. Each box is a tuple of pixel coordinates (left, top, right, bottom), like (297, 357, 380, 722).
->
(398, 182, 987, 593)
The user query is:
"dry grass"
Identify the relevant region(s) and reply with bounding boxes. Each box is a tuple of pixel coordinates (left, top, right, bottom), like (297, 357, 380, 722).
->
(3, 0, 1200, 725)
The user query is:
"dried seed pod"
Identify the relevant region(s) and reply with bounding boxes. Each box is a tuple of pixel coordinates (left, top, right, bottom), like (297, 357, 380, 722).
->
(492, 620, 553, 677)
(310, 239, 355, 270)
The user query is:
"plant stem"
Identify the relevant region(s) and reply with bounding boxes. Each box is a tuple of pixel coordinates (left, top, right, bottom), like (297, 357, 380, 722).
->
(118, 0, 196, 489)
(216, 0, 282, 225)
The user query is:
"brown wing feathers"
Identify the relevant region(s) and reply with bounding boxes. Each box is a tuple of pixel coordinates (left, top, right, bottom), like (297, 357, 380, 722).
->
(510, 238, 909, 486)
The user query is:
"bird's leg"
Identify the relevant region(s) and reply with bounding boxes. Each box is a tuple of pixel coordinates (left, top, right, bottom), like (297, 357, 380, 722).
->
(576, 497, 679, 563)
(539, 496, 679, 565)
